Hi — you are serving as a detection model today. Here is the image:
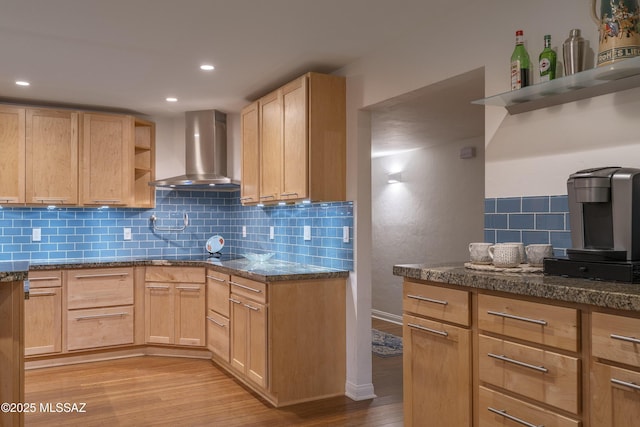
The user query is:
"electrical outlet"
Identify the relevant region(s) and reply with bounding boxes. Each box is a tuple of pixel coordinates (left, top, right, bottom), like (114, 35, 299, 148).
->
(32, 228, 41, 242)
(343, 226, 350, 243)
(269, 226, 275, 240)
(123, 228, 132, 241)
(242, 225, 247, 238)
(304, 225, 311, 241)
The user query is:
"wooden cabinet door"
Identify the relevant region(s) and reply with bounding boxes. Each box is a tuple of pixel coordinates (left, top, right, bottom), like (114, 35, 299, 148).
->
(259, 90, 282, 203)
(281, 76, 308, 201)
(246, 298, 267, 388)
(591, 361, 640, 427)
(230, 295, 248, 373)
(82, 113, 133, 205)
(240, 101, 260, 205)
(207, 310, 230, 362)
(145, 283, 174, 344)
(24, 287, 62, 356)
(25, 109, 78, 205)
(174, 283, 205, 346)
(403, 314, 472, 427)
(0, 106, 25, 203)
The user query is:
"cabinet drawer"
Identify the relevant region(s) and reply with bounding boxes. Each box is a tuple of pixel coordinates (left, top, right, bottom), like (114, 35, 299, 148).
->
(207, 309, 230, 363)
(478, 294, 579, 352)
(28, 270, 62, 288)
(591, 361, 640, 426)
(592, 312, 640, 368)
(403, 281, 470, 326)
(67, 268, 133, 309)
(67, 306, 134, 350)
(145, 266, 205, 283)
(207, 269, 230, 317)
(229, 275, 267, 303)
(478, 334, 580, 414)
(479, 386, 580, 427)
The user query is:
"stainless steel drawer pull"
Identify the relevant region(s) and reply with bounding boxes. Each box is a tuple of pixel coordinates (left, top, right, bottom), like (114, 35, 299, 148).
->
(240, 196, 254, 201)
(206, 275, 226, 283)
(259, 195, 275, 200)
(407, 294, 448, 305)
(75, 312, 128, 321)
(146, 285, 170, 290)
(280, 192, 298, 197)
(611, 378, 640, 391)
(35, 197, 68, 203)
(407, 323, 448, 337)
(207, 317, 226, 327)
(487, 407, 543, 427)
(610, 333, 640, 344)
(75, 272, 129, 279)
(91, 199, 121, 203)
(176, 286, 201, 291)
(229, 298, 241, 304)
(244, 304, 259, 311)
(29, 291, 57, 297)
(487, 310, 548, 326)
(29, 276, 60, 281)
(229, 281, 262, 293)
(488, 353, 549, 373)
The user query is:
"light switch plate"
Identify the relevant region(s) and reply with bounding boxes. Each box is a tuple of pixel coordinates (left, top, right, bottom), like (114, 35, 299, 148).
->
(242, 225, 247, 238)
(269, 226, 275, 240)
(343, 226, 350, 243)
(32, 228, 41, 242)
(123, 228, 132, 240)
(304, 225, 311, 241)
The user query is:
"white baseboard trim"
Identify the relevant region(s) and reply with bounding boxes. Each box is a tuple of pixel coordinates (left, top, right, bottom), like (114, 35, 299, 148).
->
(345, 381, 377, 401)
(371, 309, 402, 326)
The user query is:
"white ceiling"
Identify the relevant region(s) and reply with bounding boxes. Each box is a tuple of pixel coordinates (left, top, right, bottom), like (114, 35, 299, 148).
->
(0, 0, 431, 118)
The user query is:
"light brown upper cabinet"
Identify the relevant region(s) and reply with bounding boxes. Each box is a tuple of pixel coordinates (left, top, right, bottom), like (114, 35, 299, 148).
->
(240, 102, 260, 204)
(26, 109, 79, 205)
(81, 113, 134, 206)
(133, 118, 155, 208)
(241, 72, 346, 205)
(0, 106, 26, 203)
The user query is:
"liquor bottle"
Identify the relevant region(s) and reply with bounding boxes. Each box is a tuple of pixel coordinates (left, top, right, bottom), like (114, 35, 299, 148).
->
(510, 30, 530, 90)
(539, 34, 557, 82)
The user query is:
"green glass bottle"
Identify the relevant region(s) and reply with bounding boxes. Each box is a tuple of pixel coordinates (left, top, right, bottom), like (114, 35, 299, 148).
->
(510, 30, 530, 90)
(539, 34, 557, 82)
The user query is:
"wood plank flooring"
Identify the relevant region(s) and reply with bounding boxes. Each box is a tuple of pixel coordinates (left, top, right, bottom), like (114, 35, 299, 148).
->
(24, 319, 403, 426)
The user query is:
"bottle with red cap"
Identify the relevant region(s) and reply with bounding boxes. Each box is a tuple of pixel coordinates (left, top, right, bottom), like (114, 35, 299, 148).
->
(510, 30, 531, 90)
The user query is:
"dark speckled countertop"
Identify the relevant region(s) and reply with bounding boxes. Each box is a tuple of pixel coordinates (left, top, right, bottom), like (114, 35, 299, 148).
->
(0, 261, 29, 283)
(394, 263, 640, 312)
(26, 255, 349, 283)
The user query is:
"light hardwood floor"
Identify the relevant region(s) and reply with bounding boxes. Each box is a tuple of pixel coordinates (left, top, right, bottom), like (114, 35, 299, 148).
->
(24, 319, 403, 426)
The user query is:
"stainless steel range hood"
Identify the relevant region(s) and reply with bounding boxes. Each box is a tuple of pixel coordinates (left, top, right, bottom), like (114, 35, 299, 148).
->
(150, 110, 240, 191)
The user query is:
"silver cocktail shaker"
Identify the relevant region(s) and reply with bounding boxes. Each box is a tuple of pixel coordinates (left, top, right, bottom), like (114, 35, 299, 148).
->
(563, 29, 586, 75)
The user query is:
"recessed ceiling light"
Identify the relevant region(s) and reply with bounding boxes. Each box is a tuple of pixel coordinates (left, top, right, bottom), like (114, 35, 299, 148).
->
(200, 64, 215, 71)
(166, 97, 178, 102)
(16, 81, 30, 86)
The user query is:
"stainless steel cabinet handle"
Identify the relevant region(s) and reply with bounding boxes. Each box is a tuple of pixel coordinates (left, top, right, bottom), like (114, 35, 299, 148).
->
(611, 378, 640, 391)
(0, 198, 18, 203)
(610, 333, 640, 344)
(487, 407, 543, 427)
(407, 294, 448, 305)
(244, 303, 259, 311)
(280, 192, 298, 197)
(229, 281, 262, 293)
(75, 312, 128, 321)
(229, 298, 241, 304)
(488, 353, 548, 373)
(259, 195, 275, 200)
(206, 275, 226, 283)
(28, 276, 60, 281)
(240, 196, 254, 202)
(146, 285, 170, 290)
(74, 272, 129, 279)
(487, 310, 548, 326)
(29, 291, 57, 297)
(35, 197, 68, 203)
(91, 199, 122, 203)
(176, 286, 201, 292)
(207, 317, 226, 327)
(407, 322, 448, 337)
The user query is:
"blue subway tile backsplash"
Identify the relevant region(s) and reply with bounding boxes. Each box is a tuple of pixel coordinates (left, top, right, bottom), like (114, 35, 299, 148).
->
(485, 195, 571, 256)
(0, 189, 353, 270)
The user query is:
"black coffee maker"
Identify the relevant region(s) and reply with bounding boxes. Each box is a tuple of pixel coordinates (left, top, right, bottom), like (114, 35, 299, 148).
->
(544, 166, 640, 283)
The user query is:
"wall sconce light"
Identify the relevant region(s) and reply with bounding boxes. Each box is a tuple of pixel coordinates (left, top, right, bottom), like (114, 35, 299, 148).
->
(387, 172, 402, 184)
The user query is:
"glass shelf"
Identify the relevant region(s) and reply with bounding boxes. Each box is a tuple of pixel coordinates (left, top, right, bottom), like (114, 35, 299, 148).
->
(472, 56, 640, 114)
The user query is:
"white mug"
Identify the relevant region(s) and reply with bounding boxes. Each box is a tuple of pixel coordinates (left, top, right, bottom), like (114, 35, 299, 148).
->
(526, 244, 554, 267)
(503, 242, 525, 264)
(489, 244, 521, 268)
(469, 242, 492, 264)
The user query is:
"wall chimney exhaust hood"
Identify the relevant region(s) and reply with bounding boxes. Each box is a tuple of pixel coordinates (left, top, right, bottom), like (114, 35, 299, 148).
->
(149, 110, 240, 191)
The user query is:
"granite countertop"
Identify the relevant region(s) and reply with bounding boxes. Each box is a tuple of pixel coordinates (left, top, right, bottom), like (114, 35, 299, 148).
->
(394, 263, 640, 312)
(0, 261, 29, 283)
(25, 255, 349, 282)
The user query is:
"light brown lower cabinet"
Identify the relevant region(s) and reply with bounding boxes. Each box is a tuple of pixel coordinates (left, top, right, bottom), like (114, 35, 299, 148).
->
(230, 292, 267, 388)
(25, 271, 62, 356)
(206, 310, 230, 362)
(67, 306, 134, 351)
